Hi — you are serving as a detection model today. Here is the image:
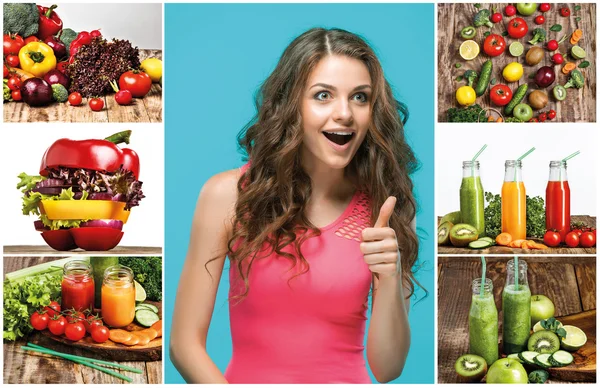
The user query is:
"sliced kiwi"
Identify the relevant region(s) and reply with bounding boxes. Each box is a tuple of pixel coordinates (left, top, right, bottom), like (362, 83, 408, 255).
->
(440, 211, 461, 226)
(449, 223, 479, 247)
(455, 354, 487, 383)
(528, 330, 561, 354)
(438, 221, 453, 245)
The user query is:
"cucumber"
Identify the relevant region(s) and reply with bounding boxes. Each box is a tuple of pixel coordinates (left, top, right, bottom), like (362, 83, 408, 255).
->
(504, 84, 528, 115)
(519, 351, 540, 365)
(135, 309, 160, 327)
(474, 60, 493, 96)
(136, 303, 159, 313)
(468, 240, 492, 249)
(534, 353, 553, 368)
(549, 350, 574, 367)
(508, 353, 524, 363)
(479, 237, 494, 244)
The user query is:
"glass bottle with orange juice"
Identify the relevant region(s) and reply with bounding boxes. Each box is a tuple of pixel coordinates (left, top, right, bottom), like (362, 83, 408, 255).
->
(101, 265, 136, 328)
(501, 160, 526, 240)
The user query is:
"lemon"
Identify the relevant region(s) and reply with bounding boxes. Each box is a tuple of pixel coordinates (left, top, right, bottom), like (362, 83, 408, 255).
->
(459, 40, 480, 61)
(140, 58, 163, 83)
(456, 86, 476, 106)
(533, 320, 562, 332)
(502, 62, 524, 82)
(561, 325, 587, 352)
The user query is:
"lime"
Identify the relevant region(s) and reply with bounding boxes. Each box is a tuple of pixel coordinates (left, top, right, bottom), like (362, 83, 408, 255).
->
(509, 42, 524, 57)
(561, 325, 587, 351)
(571, 46, 586, 60)
(533, 320, 562, 332)
(134, 280, 147, 302)
(459, 40, 480, 61)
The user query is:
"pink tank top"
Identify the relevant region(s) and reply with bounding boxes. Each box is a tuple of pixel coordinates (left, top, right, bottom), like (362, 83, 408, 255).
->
(224, 168, 373, 383)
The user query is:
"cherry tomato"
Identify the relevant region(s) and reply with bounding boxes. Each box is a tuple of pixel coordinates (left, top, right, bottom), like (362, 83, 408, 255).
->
(3, 64, 8, 79)
(90, 30, 102, 38)
(543, 231, 561, 247)
(529, 118, 539, 122)
(505, 5, 517, 16)
(548, 110, 556, 120)
(565, 231, 580, 248)
(66, 311, 85, 324)
(31, 311, 50, 330)
(91, 325, 110, 343)
(5, 54, 19, 68)
(84, 315, 104, 334)
(115, 89, 133, 105)
(507, 18, 529, 39)
(546, 40, 558, 51)
(89, 97, 104, 111)
(3, 33, 25, 55)
(491, 13, 502, 23)
(7, 76, 22, 91)
(483, 34, 506, 57)
(538, 112, 547, 122)
(490, 84, 512, 106)
(119, 70, 152, 98)
(552, 53, 564, 64)
(535, 15, 545, 25)
(539, 3, 551, 12)
(65, 322, 86, 341)
(68, 92, 82, 106)
(580, 231, 596, 248)
(560, 7, 571, 17)
(43, 301, 61, 318)
(11, 90, 21, 101)
(48, 315, 67, 336)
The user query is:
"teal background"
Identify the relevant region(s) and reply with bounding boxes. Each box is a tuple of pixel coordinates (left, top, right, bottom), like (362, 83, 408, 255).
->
(164, 3, 434, 384)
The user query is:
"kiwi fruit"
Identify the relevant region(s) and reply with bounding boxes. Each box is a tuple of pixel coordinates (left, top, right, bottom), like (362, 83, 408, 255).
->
(455, 354, 487, 383)
(440, 211, 461, 226)
(449, 223, 479, 247)
(528, 330, 561, 354)
(438, 221, 453, 245)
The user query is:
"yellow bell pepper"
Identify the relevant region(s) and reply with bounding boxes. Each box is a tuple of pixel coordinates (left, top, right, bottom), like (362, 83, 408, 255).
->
(18, 42, 57, 78)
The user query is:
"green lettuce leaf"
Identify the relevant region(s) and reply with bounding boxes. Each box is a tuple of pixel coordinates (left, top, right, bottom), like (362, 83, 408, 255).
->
(16, 172, 46, 192)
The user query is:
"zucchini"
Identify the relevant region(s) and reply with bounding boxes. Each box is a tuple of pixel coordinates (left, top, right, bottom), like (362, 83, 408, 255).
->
(549, 350, 574, 367)
(136, 303, 158, 313)
(135, 309, 160, 327)
(534, 353, 553, 369)
(518, 351, 540, 365)
(474, 60, 493, 96)
(504, 84, 528, 115)
(468, 240, 492, 249)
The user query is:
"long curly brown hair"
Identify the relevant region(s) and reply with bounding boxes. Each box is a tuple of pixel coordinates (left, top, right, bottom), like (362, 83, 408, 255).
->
(220, 28, 422, 301)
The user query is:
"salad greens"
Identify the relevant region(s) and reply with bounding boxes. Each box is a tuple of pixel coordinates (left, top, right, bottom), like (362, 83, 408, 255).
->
(484, 192, 546, 238)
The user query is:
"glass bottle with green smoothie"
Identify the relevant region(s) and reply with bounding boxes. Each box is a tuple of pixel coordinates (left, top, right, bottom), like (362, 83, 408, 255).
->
(502, 259, 531, 354)
(460, 161, 485, 236)
(469, 278, 498, 367)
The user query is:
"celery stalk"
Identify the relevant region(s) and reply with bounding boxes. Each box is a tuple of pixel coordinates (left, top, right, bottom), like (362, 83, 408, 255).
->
(4, 257, 90, 283)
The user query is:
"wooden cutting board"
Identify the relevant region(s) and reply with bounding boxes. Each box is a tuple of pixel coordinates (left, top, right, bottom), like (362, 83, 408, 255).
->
(40, 301, 162, 361)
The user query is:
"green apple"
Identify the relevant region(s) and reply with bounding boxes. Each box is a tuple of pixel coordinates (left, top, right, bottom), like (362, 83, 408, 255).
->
(530, 295, 555, 327)
(487, 358, 528, 384)
(513, 103, 533, 121)
(517, 3, 537, 16)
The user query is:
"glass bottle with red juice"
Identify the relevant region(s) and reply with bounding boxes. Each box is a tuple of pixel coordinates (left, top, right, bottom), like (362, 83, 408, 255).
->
(545, 161, 570, 242)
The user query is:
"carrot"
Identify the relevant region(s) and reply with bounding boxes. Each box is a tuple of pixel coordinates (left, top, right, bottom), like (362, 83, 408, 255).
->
(122, 333, 140, 346)
(509, 239, 525, 248)
(495, 233, 512, 246)
(140, 328, 158, 341)
(574, 29, 583, 39)
(151, 320, 162, 337)
(521, 241, 530, 249)
(134, 332, 152, 346)
(496, 117, 503, 123)
(488, 116, 495, 122)
(109, 329, 132, 344)
(533, 243, 548, 250)
(562, 62, 576, 74)
(7, 66, 35, 81)
(526, 240, 537, 249)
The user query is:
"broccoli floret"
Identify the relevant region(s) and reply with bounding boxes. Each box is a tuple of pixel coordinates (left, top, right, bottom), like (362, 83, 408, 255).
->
(3, 3, 39, 37)
(564, 69, 584, 89)
(464, 70, 478, 87)
(528, 28, 547, 45)
(51, 84, 69, 102)
(118, 257, 162, 301)
(58, 28, 78, 53)
(474, 9, 493, 28)
(4, 79, 13, 102)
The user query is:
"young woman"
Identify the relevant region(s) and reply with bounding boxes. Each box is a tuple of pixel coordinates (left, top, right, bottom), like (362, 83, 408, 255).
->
(170, 27, 422, 384)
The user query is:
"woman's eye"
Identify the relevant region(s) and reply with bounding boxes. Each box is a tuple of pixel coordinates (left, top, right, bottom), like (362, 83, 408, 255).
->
(314, 91, 331, 101)
(352, 92, 368, 103)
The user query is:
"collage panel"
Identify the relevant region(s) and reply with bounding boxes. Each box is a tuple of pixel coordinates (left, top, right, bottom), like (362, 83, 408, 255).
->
(438, 3, 596, 123)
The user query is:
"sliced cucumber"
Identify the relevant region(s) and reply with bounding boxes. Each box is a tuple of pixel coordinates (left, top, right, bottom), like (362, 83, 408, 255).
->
(508, 353, 524, 363)
(479, 237, 494, 244)
(135, 305, 154, 312)
(534, 353, 553, 368)
(136, 303, 159, 313)
(135, 309, 160, 327)
(549, 350, 574, 367)
(468, 240, 492, 249)
(519, 351, 540, 365)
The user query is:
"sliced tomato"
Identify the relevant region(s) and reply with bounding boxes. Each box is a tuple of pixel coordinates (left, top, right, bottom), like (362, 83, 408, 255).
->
(70, 227, 124, 251)
(40, 230, 77, 251)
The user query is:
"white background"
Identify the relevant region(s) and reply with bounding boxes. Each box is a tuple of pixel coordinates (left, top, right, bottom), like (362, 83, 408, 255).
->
(0, 124, 164, 247)
(54, 3, 163, 49)
(436, 124, 598, 217)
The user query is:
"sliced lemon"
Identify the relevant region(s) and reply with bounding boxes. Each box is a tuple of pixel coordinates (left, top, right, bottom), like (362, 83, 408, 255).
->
(459, 40, 480, 61)
(571, 46, 586, 60)
(533, 320, 563, 332)
(561, 325, 587, 351)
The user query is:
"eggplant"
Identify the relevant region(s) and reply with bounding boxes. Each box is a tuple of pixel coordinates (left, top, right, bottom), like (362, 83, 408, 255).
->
(21, 78, 53, 107)
(44, 69, 70, 89)
(535, 66, 556, 88)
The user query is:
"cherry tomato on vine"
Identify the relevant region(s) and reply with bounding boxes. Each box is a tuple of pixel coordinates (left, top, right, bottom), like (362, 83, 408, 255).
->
(48, 315, 67, 336)
(31, 311, 49, 330)
(66, 311, 85, 324)
(44, 301, 61, 318)
(543, 231, 561, 247)
(580, 232, 596, 248)
(91, 325, 110, 343)
(65, 322, 86, 341)
(565, 231, 580, 248)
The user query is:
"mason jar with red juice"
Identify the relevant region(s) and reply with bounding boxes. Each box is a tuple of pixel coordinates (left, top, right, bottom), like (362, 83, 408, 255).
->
(545, 160, 570, 242)
(61, 260, 95, 312)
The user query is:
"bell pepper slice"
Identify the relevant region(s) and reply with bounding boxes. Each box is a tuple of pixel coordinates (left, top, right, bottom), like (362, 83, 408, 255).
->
(40, 200, 131, 223)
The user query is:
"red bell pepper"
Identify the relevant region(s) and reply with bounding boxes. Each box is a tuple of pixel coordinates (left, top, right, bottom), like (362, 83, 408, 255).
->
(37, 4, 63, 40)
(39, 131, 140, 178)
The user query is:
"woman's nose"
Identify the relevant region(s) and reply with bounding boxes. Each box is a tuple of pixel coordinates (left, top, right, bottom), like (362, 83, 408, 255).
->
(332, 99, 353, 124)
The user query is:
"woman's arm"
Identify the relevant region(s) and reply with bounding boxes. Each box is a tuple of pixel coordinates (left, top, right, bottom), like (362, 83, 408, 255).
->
(169, 170, 239, 383)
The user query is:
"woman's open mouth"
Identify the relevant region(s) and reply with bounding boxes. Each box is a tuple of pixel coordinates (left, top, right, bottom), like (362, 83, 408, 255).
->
(322, 131, 354, 146)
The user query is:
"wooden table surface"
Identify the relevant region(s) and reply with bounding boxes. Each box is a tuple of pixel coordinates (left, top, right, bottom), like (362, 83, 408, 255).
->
(3, 257, 162, 384)
(438, 215, 596, 255)
(3, 246, 162, 255)
(3, 50, 162, 123)
(438, 3, 596, 122)
(438, 256, 596, 383)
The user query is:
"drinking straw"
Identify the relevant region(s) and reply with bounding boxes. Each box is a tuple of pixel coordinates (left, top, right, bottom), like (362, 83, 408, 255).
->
(26, 342, 142, 373)
(517, 147, 536, 161)
(480, 256, 486, 298)
(562, 150, 580, 162)
(471, 144, 488, 176)
(514, 257, 519, 290)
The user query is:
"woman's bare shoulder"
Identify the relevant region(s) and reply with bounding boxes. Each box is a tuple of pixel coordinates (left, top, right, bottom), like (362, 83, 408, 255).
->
(195, 169, 241, 225)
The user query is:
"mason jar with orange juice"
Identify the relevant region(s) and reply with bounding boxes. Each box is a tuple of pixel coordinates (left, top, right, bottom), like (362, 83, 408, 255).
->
(101, 265, 135, 328)
(501, 160, 526, 240)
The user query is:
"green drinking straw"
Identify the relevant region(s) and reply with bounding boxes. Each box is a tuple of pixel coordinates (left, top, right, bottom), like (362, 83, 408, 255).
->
(562, 150, 580, 162)
(513, 147, 536, 180)
(471, 144, 488, 176)
(480, 256, 486, 298)
(514, 257, 519, 290)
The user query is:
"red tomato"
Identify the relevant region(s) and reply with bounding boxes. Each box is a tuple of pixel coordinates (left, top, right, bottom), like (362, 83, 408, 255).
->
(44, 301, 61, 318)
(48, 316, 67, 336)
(89, 97, 104, 111)
(483, 34, 506, 57)
(548, 110, 556, 120)
(572, 229, 583, 237)
(538, 112, 547, 122)
(66, 311, 85, 324)
(3, 64, 8, 79)
(31, 311, 49, 330)
(84, 315, 104, 334)
(535, 15, 546, 25)
(65, 322, 86, 341)
(24, 36, 40, 44)
(543, 231, 561, 247)
(91, 325, 110, 343)
(560, 7, 570, 17)
(507, 17, 529, 39)
(546, 40, 558, 51)
(5, 54, 19, 68)
(11, 90, 21, 101)
(580, 231, 596, 248)
(3, 33, 25, 55)
(505, 5, 517, 16)
(119, 70, 152, 98)
(490, 84, 512, 106)
(539, 3, 551, 12)
(491, 13, 502, 23)
(7, 76, 21, 91)
(70, 227, 124, 251)
(40, 230, 77, 251)
(68, 92, 83, 106)
(565, 231, 580, 248)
